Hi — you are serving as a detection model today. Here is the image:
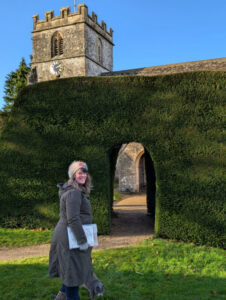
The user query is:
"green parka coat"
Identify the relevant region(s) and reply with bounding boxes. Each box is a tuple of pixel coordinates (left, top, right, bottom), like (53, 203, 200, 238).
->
(49, 182, 93, 286)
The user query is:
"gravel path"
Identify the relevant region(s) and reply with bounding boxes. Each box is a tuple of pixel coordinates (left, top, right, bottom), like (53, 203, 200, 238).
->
(0, 194, 154, 261)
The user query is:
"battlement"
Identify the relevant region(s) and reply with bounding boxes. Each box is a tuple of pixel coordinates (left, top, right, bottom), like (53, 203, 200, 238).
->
(32, 4, 113, 40)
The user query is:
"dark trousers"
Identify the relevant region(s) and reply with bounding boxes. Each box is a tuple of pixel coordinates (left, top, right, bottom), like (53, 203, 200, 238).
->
(61, 284, 80, 300)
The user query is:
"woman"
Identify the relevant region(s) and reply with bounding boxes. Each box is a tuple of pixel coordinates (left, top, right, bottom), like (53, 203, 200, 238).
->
(49, 161, 93, 300)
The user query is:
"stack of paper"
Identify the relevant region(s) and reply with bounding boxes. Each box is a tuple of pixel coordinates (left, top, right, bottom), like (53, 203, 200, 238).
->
(67, 224, 98, 249)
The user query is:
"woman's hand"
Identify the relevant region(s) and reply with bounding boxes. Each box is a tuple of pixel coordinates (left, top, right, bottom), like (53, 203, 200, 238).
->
(79, 242, 89, 251)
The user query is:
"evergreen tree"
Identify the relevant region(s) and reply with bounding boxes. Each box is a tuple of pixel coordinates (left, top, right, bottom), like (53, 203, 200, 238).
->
(0, 110, 4, 131)
(3, 58, 30, 112)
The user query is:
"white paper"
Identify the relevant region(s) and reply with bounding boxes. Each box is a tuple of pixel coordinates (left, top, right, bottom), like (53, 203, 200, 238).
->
(67, 224, 98, 249)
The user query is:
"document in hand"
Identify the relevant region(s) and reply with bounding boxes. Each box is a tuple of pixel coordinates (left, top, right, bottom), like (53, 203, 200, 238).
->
(67, 224, 98, 249)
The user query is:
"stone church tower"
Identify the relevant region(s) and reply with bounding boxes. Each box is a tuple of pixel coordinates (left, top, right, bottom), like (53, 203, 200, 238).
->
(30, 4, 113, 82)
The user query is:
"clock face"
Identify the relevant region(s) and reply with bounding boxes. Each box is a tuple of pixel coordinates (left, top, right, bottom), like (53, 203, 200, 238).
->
(50, 61, 64, 75)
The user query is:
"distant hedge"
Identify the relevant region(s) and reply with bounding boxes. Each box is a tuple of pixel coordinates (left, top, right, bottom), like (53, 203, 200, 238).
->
(0, 72, 225, 248)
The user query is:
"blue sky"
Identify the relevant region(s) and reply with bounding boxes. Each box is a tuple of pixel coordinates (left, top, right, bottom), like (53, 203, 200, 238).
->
(1, 0, 226, 109)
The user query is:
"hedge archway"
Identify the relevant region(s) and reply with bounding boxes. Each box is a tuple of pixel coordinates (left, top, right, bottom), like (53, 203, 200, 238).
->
(0, 72, 225, 248)
(108, 143, 156, 220)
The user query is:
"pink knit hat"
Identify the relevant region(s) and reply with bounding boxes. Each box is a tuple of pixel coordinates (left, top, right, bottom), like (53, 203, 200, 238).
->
(68, 161, 88, 179)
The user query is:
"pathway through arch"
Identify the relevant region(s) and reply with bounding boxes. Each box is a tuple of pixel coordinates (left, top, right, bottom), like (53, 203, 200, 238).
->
(112, 193, 154, 237)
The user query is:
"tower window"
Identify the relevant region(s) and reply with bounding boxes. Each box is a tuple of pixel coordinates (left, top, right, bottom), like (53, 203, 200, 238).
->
(59, 38, 63, 55)
(51, 32, 63, 58)
(97, 38, 103, 64)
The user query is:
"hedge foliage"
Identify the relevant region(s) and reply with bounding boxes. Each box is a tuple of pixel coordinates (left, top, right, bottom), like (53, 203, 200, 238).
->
(0, 72, 225, 247)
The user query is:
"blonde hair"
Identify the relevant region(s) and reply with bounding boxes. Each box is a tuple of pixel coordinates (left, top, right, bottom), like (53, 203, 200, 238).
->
(68, 173, 92, 195)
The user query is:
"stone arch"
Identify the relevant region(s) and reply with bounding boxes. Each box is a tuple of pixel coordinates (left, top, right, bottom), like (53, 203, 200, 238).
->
(110, 142, 156, 218)
(51, 31, 63, 58)
(116, 142, 146, 193)
(135, 149, 145, 192)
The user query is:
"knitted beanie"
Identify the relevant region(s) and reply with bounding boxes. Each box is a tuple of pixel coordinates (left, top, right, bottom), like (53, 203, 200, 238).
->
(68, 161, 88, 179)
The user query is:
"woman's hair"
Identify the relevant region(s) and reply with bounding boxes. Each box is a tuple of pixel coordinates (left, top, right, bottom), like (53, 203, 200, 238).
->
(68, 171, 92, 194)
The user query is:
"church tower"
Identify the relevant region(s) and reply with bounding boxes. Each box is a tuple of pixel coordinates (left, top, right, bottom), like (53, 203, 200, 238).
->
(30, 4, 113, 82)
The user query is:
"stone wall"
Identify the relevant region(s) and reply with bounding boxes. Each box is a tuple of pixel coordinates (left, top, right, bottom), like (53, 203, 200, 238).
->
(85, 59, 110, 76)
(85, 24, 113, 72)
(32, 23, 85, 63)
(34, 57, 86, 82)
(116, 143, 145, 193)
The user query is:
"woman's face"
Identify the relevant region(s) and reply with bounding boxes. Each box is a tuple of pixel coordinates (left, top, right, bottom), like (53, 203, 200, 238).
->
(75, 169, 88, 185)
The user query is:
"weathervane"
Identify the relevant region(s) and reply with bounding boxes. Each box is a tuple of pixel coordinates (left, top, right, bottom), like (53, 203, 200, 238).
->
(74, 0, 77, 12)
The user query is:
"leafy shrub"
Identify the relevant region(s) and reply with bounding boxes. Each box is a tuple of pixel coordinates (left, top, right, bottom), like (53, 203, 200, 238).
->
(0, 72, 225, 247)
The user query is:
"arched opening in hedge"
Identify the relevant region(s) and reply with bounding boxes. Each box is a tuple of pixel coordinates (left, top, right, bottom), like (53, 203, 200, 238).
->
(108, 142, 156, 228)
(0, 72, 224, 247)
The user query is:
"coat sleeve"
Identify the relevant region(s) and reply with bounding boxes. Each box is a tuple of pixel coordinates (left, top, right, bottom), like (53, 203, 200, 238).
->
(65, 189, 87, 245)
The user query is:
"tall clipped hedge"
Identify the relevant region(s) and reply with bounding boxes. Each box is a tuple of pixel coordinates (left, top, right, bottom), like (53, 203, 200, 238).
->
(0, 72, 225, 248)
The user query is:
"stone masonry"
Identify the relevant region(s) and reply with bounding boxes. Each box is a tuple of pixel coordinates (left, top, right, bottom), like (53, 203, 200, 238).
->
(31, 4, 113, 82)
(116, 143, 146, 193)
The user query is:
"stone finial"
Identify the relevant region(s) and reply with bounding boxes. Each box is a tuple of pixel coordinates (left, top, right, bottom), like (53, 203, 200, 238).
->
(78, 4, 88, 17)
(45, 10, 54, 21)
(32, 14, 39, 30)
(108, 28, 113, 37)
(101, 21, 106, 31)
(92, 12, 97, 23)
(60, 6, 71, 18)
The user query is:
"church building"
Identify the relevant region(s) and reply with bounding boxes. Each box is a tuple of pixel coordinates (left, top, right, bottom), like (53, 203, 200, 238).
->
(31, 4, 113, 82)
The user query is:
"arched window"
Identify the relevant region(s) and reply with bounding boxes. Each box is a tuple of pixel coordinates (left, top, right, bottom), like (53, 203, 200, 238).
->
(51, 32, 63, 58)
(97, 38, 103, 64)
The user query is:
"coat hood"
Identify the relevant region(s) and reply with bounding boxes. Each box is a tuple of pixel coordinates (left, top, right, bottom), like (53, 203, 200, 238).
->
(57, 181, 73, 198)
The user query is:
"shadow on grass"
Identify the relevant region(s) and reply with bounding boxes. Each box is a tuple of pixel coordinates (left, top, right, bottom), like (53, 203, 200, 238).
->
(0, 258, 225, 300)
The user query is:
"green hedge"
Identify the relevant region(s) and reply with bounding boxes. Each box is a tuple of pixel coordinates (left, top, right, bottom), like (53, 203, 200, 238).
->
(0, 72, 225, 247)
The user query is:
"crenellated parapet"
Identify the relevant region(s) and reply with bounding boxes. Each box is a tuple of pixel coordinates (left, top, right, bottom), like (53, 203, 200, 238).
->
(32, 4, 113, 41)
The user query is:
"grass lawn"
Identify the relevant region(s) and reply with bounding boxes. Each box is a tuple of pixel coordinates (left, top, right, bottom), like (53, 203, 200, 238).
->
(0, 238, 225, 300)
(113, 184, 125, 201)
(0, 228, 52, 248)
(113, 190, 124, 201)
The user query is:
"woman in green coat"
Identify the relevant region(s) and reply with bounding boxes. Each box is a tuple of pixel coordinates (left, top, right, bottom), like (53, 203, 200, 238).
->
(49, 161, 93, 300)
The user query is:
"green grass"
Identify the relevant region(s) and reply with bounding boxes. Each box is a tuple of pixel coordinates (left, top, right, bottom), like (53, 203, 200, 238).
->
(0, 238, 225, 299)
(0, 228, 52, 248)
(113, 190, 124, 201)
(113, 184, 124, 201)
